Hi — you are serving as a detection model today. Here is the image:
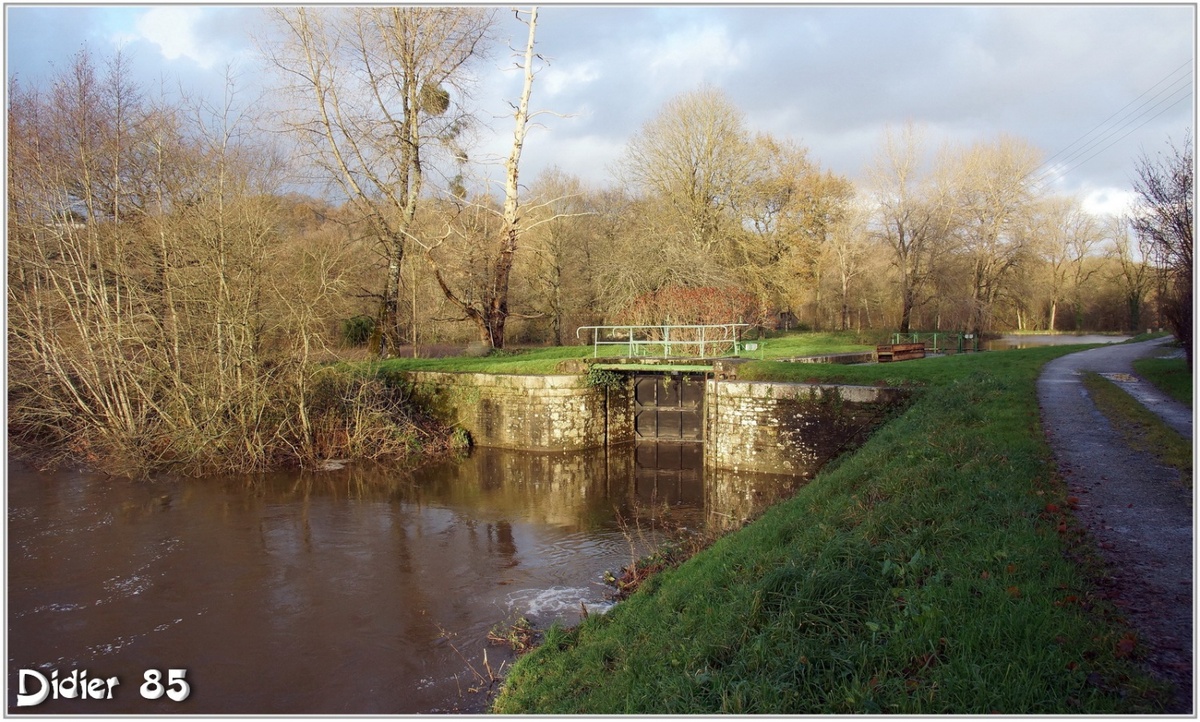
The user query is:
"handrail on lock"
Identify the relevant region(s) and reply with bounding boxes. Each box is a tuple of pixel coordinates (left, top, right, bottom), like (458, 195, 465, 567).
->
(575, 323, 752, 359)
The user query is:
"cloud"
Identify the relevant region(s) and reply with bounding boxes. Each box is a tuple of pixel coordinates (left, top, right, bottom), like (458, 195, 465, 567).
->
(540, 60, 600, 98)
(131, 7, 218, 68)
(117, 6, 259, 72)
(478, 4, 1191, 198)
(5, 6, 110, 81)
(636, 23, 747, 87)
(7, 4, 1191, 205)
(523, 133, 627, 188)
(1080, 187, 1136, 217)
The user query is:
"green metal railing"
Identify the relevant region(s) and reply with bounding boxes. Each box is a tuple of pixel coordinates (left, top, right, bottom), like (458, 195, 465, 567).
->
(576, 324, 754, 359)
(889, 331, 981, 354)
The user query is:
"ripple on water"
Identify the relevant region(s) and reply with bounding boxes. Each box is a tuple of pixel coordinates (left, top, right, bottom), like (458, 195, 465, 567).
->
(94, 537, 181, 605)
(13, 602, 88, 619)
(87, 634, 141, 657)
(540, 529, 641, 567)
(8, 506, 35, 522)
(505, 586, 614, 619)
(85, 616, 186, 661)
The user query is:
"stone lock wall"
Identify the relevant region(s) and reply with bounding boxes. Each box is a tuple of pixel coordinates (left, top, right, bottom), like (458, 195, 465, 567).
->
(405, 372, 634, 451)
(405, 371, 907, 476)
(704, 380, 908, 475)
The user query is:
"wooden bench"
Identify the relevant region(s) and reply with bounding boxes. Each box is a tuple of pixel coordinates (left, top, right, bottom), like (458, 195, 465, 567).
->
(876, 342, 926, 363)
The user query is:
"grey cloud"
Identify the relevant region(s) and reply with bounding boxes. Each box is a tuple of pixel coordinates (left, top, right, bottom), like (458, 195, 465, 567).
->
(7, 4, 1192, 199)
(526, 5, 1192, 193)
(5, 6, 111, 83)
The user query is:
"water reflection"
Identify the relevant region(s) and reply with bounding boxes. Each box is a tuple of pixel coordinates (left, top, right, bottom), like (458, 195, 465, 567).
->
(8, 445, 805, 715)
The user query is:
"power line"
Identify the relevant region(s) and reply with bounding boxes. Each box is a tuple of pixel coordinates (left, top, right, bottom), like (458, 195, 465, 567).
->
(1026, 59, 1194, 190)
(1035, 74, 1192, 179)
(1030, 73, 1193, 187)
(1033, 89, 1192, 190)
(1029, 85, 1193, 190)
(1038, 59, 1191, 171)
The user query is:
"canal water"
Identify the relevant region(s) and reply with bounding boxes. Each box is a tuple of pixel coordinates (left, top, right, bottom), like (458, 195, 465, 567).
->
(7, 444, 804, 714)
(984, 333, 1131, 350)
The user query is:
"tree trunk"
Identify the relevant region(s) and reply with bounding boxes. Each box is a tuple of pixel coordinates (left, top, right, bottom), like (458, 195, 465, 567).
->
(481, 7, 537, 350)
(551, 271, 564, 346)
(384, 238, 404, 353)
(899, 286, 914, 334)
(1127, 294, 1142, 333)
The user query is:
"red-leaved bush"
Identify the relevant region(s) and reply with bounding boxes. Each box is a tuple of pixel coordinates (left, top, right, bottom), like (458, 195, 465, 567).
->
(618, 286, 767, 328)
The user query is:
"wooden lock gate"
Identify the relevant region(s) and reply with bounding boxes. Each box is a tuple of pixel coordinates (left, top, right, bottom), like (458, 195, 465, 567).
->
(632, 373, 705, 441)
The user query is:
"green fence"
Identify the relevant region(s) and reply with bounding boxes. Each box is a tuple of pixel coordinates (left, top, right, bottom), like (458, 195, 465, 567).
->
(577, 324, 755, 359)
(889, 331, 981, 354)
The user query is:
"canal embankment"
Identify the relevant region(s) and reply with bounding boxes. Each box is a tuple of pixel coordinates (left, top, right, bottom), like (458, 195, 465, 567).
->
(490, 345, 1172, 714)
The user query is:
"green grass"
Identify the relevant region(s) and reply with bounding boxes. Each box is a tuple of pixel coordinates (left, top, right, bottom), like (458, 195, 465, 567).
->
(491, 347, 1168, 714)
(1082, 372, 1192, 488)
(738, 345, 1094, 389)
(367, 331, 878, 375)
(373, 345, 590, 375)
(1132, 355, 1192, 407)
(752, 330, 879, 359)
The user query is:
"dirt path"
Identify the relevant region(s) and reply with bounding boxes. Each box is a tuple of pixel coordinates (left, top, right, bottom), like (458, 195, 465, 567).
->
(1037, 338, 1193, 713)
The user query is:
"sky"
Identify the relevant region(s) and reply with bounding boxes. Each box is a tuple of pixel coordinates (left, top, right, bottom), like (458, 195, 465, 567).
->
(5, 3, 1195, 217)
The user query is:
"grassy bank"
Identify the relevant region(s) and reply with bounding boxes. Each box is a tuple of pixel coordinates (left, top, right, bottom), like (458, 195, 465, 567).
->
(1132, 355, 1192, 407)
(749, 330, 878, 359)
(373, 345, 589, 375)
(492, 347, 1167, 714)
(1082, 372, 1192, 489)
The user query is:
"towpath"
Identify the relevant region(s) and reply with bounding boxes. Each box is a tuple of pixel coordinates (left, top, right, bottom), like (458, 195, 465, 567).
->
(1037, 337, 1193, 713)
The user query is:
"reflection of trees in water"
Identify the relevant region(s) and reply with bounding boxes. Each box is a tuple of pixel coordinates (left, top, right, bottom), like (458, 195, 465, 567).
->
(225, 445, 809, 537)
(491, 520, 518, 568)
(629, 443, 808, 532)
(705, 466, 808, 531)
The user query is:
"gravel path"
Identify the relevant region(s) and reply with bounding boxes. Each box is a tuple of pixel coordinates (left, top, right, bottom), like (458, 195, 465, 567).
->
(1037, 338, 1193, 713)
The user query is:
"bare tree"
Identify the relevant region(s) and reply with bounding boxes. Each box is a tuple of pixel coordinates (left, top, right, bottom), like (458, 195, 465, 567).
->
(946, 134, 1042, 336)
(8, 48, 419, 476)
(618, 86, 750, 263)
(866, 123, 954, 333)
(7, 49, 170, 465)
(425, 7, 544, 350)
(520, 167, 599, 344)
(1033, 196, 1102, 331)
(827, 198, 871, 331)
(613, 96, 845, 328)
(1131, 134, 1193, 364)
(586, 187, 648, 318)
(734, 135, 851, 327)
(262, 6, 495, 357)
(1107, 214, 1157, 333)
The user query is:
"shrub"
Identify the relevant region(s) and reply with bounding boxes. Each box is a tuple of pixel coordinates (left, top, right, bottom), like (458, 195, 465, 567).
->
(619, 286, 768, 328)
(341, 315, 377, 347)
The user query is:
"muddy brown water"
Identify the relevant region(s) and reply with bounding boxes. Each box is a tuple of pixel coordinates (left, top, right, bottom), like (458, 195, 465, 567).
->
(8, 444, 803, 714)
